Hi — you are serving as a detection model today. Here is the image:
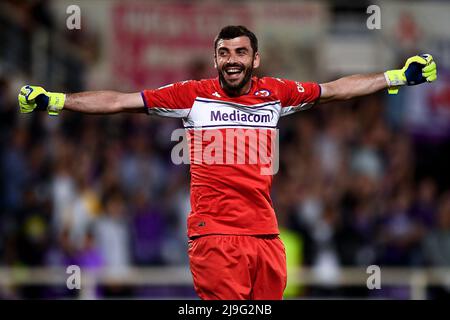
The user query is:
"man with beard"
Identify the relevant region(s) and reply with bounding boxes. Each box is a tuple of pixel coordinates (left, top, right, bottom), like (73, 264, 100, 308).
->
(18, 25, 437, 299)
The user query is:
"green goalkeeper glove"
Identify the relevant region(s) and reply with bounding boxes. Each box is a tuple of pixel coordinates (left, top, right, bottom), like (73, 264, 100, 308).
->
(18, 85, 65, 116)
(384, 54, 437, 94)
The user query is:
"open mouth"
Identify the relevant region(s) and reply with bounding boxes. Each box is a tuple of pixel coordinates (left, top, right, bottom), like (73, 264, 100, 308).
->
(224, 67, 243, 80)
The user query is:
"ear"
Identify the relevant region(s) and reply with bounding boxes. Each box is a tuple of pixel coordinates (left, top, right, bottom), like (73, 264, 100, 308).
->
(214, 57, 217, 69)
(253, 52, 260, 69)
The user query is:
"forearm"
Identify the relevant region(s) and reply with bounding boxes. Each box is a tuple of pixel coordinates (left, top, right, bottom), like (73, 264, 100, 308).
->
(319, 73, 387, 103)
(64, 91, 145, 114)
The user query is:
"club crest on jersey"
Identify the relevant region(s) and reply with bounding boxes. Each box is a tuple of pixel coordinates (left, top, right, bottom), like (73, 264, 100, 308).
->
(255, 89, 271, 97)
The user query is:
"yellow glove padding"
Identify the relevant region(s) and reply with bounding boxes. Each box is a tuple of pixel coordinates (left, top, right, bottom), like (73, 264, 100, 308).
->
(18, 85, 65, 116)
(384, 54, 437, 94)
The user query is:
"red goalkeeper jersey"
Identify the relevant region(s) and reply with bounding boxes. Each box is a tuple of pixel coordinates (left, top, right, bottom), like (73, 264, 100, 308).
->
(141, 77, 320, 237)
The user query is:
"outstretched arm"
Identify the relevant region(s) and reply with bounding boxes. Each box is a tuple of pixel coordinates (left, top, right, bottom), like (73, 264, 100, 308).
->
(319, 73, 387, 104)
(18, 86, 146, 115)
(318, 54, 437, 104)
(64, 91, 145, 114)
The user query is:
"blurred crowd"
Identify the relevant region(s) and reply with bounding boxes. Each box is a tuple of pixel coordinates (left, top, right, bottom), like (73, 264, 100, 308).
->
(1, 0, 450, 299)
(275, 96, 450, 299)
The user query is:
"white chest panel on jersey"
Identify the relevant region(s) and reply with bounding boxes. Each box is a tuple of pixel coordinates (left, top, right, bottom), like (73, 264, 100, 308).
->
(183, 97, 281, 130)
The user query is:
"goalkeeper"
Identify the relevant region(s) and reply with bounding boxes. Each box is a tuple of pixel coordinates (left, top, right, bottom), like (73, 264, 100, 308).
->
(18, 25, 437, 300)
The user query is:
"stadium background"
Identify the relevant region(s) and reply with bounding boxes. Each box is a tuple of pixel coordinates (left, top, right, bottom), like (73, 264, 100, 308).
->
(1, 0, 450, 299)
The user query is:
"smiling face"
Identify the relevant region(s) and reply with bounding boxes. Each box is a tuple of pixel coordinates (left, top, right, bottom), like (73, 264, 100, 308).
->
(214, 36, 260, 96)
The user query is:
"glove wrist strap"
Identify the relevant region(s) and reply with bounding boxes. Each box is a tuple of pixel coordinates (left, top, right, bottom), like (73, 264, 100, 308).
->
(384, 70, 406, 87)
(384, 70, 407, 95)
(47, 92, 66, 116)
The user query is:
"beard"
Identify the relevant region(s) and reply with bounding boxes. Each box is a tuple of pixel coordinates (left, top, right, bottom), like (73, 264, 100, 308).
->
(218, 62, 254, 96)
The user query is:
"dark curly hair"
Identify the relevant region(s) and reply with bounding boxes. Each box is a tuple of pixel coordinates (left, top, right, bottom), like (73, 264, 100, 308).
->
(214, 25, 258, 55)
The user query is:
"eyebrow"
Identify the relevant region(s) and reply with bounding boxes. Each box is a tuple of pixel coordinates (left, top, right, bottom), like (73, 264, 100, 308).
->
(217, 46, 249, 52)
